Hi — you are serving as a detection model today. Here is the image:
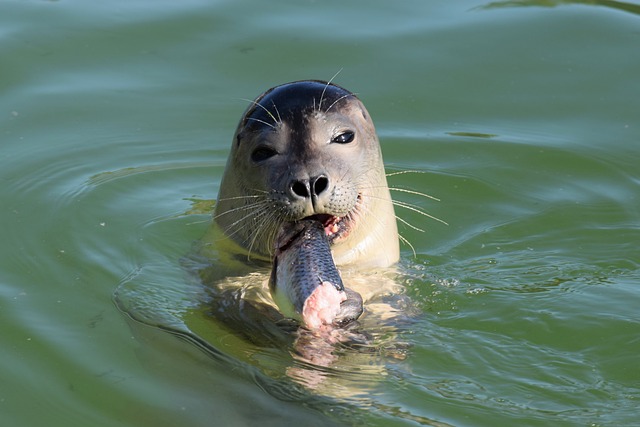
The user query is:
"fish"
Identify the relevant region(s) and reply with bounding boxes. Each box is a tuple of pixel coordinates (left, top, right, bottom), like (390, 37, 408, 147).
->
(269, 219, 363, 329)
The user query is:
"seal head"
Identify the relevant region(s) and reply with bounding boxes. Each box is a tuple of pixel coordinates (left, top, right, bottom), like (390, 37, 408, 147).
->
(215, 80, 399, 268)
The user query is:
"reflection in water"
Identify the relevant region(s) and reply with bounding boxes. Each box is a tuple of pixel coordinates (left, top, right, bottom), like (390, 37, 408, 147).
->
(194, 263, 411, 396)
(477, 0, 640, 16)
(111, 194, 437, 423)
(114, 246, 415, 412)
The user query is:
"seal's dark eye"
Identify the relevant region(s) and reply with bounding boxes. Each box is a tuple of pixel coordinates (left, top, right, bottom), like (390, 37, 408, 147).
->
(332, 131, 355, 144)
(251, 146, 277, 162)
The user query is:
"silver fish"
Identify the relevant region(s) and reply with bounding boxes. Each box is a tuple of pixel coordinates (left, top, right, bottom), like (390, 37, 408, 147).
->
(270, 219, 362, 328)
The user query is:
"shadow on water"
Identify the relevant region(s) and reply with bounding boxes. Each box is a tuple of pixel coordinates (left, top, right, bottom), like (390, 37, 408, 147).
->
(477, 0, 640, 15)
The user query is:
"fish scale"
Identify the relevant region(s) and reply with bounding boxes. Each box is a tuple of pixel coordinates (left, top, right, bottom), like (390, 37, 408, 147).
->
(270, 219, 344, 319)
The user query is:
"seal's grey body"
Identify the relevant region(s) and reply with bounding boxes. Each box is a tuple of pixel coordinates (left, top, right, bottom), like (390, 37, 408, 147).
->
(214, 80, 399, 269)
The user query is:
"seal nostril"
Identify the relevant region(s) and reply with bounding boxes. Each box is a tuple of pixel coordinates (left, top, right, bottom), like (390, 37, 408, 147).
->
(291, 180, 310, 198)
(313, 176, 329, 196)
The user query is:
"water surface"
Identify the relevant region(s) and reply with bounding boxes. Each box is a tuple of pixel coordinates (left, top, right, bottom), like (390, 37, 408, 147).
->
(1, 0, 639, 426)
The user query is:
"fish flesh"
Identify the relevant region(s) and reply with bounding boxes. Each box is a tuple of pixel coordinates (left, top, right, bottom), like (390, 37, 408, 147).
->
(270, 219, 362, 329)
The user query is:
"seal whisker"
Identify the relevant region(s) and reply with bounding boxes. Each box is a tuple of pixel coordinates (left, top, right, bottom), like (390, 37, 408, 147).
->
(357, 192, 419, 256)
(215, 194, 263, 202)
(392, 199, 449, 225)
(386, 169, 427, 177)
(356, 195, 418, 256)
(239, 97, 280, 127)
(352, 196, 387, 235)
(247, 211, 273, 259)
(324, 93, 355, 114)
(246, 208, 284, 259)
(389, 187, 441, 202)
(216, 200, 272, 234)
(395, 215, 425, 233)
(385, 169, 441, 201)
(359, 175, 445, 218)
(218, 212, 262, 240)
(356, 169, 440, 232)
(397, 233, 417, 257)
(358, 188, 448, 227)
(246, 117, 277, 130)
(227, 214, 274, 257)
(271, 101, 282, 124)
(318, 69, 343, 111)
(213, 199, 269, 220)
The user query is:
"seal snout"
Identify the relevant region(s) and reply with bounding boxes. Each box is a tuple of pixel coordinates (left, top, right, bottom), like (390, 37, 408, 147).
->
(289, 174, 329, 199)
(288, 174, 330, 209)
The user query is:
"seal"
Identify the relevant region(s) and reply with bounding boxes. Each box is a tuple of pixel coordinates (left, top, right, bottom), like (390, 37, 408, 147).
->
(214, 80, 399, 269)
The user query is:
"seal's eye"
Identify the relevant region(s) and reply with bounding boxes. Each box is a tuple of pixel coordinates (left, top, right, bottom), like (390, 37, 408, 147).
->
(251, 146, 277, 162)
(332, 131, 355, 144)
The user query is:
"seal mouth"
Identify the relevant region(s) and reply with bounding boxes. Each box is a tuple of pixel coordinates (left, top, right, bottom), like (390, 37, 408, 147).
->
(304, 194, 361, 244)
(306, 214, 348, 242)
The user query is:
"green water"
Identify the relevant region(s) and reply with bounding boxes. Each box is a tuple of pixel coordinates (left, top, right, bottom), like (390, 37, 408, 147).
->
(2, 0, 639, 426)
